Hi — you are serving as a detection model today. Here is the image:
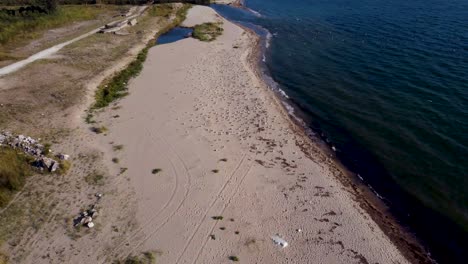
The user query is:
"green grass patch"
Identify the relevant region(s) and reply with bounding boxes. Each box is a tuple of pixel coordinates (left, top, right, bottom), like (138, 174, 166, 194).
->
(228, 256, 239, 262)
(0, 147, 33, 207)
(148, 3, 174, 18)
(192, 22, 223, 42)
(0, 5, 104, 46)
(212, 215, 223, 220)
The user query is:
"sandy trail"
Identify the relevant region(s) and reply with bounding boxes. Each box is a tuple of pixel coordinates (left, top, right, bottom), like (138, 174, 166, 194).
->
(95, 5, 409, 264)
(0, 6, 147, 77)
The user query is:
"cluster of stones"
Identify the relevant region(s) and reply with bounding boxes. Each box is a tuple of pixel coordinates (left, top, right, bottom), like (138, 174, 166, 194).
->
(0, 131, 68, 172)
(73, 193, 102, 228)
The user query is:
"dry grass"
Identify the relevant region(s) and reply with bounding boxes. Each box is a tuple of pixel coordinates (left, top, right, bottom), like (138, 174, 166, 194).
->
(0, 147, 33, 207)
(85, 171, 105, 186)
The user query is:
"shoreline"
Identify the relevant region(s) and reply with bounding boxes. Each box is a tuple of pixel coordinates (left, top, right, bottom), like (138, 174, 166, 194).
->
(242, 15, 437, 264)
(90, 5, 415, 263)
(243, 23, 433, 264)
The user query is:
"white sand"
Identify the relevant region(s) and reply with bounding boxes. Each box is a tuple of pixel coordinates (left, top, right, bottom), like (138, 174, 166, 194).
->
(94, 6, 410, 264)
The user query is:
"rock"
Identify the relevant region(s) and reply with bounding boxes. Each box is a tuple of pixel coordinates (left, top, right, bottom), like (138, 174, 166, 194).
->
(87, 222, 95, 228)
(57, 153, 70, 160)
(128, 18, 137, 26)
(50, 161, 59, 172)
(89, 210, 98, 218)
(271, 234, 289, 248)
(83, 216, 93, 224)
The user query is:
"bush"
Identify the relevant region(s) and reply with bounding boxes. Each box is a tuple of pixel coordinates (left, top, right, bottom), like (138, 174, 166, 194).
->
(192, 22, 223, 42)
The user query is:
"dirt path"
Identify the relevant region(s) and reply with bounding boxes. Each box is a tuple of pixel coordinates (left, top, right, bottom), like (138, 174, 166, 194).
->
(0, 6, 147, 77)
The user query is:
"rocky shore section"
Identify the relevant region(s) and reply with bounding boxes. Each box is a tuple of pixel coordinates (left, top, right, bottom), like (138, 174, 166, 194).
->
(0, 131, 69, 172)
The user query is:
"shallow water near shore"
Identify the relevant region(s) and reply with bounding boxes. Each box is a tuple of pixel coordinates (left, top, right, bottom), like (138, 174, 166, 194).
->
(156, 27, 193, 45)
(213, 0, 468, 263)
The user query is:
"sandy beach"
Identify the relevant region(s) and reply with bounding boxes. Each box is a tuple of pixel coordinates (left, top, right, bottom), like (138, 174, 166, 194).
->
(86, 5, 411, 263)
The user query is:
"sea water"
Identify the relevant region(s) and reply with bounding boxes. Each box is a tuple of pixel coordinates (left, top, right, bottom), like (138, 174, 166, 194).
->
(212, 0, 468, 262)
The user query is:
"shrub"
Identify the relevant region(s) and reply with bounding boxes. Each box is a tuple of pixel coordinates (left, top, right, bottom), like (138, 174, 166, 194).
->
(151, 168, 162, 174)
(192, 22, 223, 42)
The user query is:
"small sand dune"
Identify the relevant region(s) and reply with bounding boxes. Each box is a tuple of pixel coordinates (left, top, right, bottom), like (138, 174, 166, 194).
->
(95, 6, 410, 264)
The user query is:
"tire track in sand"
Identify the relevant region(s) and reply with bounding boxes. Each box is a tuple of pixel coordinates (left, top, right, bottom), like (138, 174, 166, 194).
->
(114, 134, 194, 260)
(192, 161, 254, 264)
(102, 128, 186, 262)
(174, 154, 248, 264)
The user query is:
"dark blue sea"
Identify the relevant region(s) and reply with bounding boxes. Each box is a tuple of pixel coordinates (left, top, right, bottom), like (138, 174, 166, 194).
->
(212, 0, 468, 263)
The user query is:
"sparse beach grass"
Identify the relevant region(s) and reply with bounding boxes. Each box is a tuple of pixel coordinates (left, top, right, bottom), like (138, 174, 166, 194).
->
(149, 3, 174, 18)
(113, 144, 124, 151)
(85, 171, 104, 186)
(192, 22, 223, 42)
(115, 251, 157, 264)
(91, 126, 108, 134)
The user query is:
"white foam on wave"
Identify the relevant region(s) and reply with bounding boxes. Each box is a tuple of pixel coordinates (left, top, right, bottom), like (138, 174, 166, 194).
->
(246, 7, 262, 17)
(265, 31, 273, 49)
(278, 88, 289, 99)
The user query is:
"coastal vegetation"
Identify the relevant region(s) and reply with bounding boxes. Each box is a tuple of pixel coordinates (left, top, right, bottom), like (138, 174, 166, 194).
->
(92, 4, 191, 109)
(192, 22, 223, 42)
(0, 5, 107, 46)
(0, 147, 33, 207)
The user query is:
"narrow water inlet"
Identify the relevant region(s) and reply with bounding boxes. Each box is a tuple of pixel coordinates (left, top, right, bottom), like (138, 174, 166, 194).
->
(156, 27, 194, 45)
